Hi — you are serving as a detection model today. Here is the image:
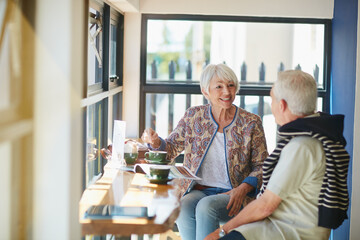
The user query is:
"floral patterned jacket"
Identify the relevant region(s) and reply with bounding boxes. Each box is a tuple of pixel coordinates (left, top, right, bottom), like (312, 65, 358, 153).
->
(154, 104, 268, 202)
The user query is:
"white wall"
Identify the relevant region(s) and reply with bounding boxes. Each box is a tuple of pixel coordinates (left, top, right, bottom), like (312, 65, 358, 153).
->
(140, 0, 334, 18)
(123, 12, 142, 138)
(33, 0, 83, 239)
(107, 0, 139, 12)
(350, 1, 360, 238)
(122, 0, 334, 137)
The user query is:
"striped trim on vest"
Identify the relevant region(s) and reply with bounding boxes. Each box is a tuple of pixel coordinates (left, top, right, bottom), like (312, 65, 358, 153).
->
(259, 131, 349, 229)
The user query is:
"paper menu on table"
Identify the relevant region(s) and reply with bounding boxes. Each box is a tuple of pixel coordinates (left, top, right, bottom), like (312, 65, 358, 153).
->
(134, 164, 201, 180)
(111, 120, 126, 165)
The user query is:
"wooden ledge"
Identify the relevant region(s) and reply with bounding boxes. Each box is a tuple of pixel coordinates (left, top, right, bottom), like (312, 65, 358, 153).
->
(79, 162, 181, 236)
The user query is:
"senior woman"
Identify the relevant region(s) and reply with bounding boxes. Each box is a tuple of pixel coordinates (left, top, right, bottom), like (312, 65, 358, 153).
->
(141, 63, 268, 240)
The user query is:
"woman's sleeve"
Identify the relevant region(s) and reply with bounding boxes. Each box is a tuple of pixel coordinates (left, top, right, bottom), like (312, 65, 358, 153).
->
(163, 111, 188, 160)
(147, 137, 167, 151)
(247, 116, 268, 191)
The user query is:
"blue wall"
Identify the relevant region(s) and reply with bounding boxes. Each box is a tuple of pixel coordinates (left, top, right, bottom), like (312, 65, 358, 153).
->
(331, 0, 357, 239)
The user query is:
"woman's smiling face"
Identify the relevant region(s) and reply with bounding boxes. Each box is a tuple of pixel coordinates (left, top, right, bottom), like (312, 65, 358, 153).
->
(203, 76, 236, 109)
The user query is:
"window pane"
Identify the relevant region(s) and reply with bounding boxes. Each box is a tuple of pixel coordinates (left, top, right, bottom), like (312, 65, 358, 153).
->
(146, 20, 325, 88)
(112, 92, 122, 122)
(145, 93, 206, 136)
(317, 97, 323, 111)
(109, 17, 119, 88)
(106, 92, 123, 144)
(86, 101, 103, 186)
(141, 16, 329, 154)
(234, 95, 276, 152)
(110, 11, 123, 88)
(145, 93, 276, 152)
(145, 93, 324, 154)
(110, 23, 117, 77)
(88, 6, 103, 89)
(239, 96, 324, 153)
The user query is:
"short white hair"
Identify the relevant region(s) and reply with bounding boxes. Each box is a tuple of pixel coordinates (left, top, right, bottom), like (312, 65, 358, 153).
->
(273, 70, 317, 116)
(200, 64, 240, 94)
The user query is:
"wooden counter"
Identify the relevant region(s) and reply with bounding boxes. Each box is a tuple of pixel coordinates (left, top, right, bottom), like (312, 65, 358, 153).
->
(79, 163, 181, 236)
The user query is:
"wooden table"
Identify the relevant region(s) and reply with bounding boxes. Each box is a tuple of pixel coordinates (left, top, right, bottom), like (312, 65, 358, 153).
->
(79, 162, 181, 236)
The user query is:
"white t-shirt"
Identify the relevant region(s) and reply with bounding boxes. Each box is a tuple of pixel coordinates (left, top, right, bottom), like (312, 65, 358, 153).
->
(196, 132, 232, 189)
(234, 136, 331, 240)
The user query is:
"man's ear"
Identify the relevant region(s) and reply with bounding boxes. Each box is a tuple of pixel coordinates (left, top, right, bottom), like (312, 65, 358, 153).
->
(279, 99, 287, 112)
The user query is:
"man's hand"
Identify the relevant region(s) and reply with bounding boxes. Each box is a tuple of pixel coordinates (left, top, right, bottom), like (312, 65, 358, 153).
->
(204, 228, 220, 240)
(222, 183, 253, 216)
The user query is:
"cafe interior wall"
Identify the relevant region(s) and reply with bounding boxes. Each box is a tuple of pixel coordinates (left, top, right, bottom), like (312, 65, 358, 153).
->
(351, 3, 360, 235)
(331, 0, 359, 239)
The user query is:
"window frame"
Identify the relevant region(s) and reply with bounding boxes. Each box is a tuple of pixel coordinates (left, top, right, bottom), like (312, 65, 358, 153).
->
(109, 9, 124, 89)
(139, 14, 332, 135)
(82, 1, 124, 189)
(88, 0, 104, 94)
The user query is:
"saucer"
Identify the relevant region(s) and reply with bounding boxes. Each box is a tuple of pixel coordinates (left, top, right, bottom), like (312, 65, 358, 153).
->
(145, 158, 171, 165)
(145, 175, 173, 184)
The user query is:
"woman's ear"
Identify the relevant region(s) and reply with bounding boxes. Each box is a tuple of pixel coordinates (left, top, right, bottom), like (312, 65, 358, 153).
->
(201, 88, 209, 99)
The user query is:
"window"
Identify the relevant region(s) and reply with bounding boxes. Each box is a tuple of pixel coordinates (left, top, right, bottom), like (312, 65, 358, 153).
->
(140, 14, 330, 153)
(82, 1, 124, 188)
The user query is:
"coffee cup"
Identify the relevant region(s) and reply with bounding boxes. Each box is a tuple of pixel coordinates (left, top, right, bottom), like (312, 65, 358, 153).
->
(145, 151, 167, 161)
(124, 152, 138, 165)
(124, 141, 138, 165)
(149, 165, 171, 179)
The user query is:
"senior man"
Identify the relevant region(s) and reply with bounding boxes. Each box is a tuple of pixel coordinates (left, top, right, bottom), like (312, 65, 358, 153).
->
(205, 70, 350, 240)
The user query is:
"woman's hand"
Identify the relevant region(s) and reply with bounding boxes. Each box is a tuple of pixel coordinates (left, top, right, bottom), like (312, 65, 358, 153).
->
(222, 183, 253, 217)
(204, 229, 220, 240)
(141, 128, 161, 148)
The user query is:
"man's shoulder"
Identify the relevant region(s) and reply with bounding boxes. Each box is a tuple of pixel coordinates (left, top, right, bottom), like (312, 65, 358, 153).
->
(288, 136, 322, 147)
(283, 136, 325, 162)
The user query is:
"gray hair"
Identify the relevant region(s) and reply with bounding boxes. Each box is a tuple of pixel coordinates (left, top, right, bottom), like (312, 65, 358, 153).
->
(200, 64, 240, 94)
(273, 70, 317, 116)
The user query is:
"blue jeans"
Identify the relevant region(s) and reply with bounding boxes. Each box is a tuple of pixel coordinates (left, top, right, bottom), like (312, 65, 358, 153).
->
(176, 188, 233, 240)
